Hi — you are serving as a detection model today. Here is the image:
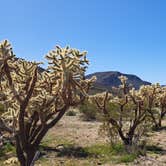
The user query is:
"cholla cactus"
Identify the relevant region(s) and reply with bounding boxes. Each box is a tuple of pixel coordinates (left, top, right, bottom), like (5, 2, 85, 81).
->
(157, 87, 166, 127)
(3, 157, 18, 165)
(92, 76, 166, 151)
(91, 76, 151, 152)
(0, 40, 95, 166)
(139, 84, 166, 129)
(118, 75, 127, 85)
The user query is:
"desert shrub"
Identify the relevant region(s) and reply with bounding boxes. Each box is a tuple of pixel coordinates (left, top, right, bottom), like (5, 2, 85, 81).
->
(79, 100, 99, 121)
(66, 110, 77, 116)
(0, 142, 15, 157)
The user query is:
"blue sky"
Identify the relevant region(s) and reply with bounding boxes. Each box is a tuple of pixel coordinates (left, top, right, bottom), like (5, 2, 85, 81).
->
(0, 0, 165, 84)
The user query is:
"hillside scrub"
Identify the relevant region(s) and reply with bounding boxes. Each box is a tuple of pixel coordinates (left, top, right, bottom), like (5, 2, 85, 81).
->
(0, 40, 96, 166)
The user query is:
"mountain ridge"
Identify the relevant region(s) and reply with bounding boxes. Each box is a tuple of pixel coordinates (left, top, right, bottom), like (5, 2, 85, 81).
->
(86, 71, 151, 94)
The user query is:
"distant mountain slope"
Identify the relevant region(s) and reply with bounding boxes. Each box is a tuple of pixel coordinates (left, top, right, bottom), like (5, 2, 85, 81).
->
(86, 71, 151, 94)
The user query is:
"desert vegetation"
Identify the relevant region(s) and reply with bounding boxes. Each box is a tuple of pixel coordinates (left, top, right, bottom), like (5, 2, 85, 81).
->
(0, 40, 166, 166)
(0, 40, 96, 165)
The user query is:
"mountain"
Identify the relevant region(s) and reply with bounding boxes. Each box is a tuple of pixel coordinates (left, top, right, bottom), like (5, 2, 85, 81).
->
(86, 71, 151, 94)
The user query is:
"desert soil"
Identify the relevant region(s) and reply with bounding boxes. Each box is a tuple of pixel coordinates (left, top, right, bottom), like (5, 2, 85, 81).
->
(42, 111, 166, 166)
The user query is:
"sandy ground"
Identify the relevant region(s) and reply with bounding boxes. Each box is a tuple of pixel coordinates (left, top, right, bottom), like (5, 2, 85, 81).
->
(50, 113, 105, 146)
(45, 112, 166, 166)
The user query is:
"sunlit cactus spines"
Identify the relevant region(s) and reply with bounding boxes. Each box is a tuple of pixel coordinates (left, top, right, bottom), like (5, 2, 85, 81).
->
(0, 39, 165, 164)
(45, 45, 96, 102)
(90, 75, 166, 153)
(0, 40, 14, 62)
(3, 157, 18, 165)
(0, 40, 95, 166)
(139, 83, 166, 129)
(118, 75, 127, 84)
(90, 76, 153, 152)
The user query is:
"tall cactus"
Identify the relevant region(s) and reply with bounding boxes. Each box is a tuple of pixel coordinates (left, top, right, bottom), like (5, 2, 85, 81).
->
(0, 40, 96, 166)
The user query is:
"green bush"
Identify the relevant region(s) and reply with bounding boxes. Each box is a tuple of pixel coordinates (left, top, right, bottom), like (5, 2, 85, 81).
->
(84, 143, 137, 164)
(79, 100, 99, 121)
(0, 143, 15, 157)
(66, 110, 77, 116)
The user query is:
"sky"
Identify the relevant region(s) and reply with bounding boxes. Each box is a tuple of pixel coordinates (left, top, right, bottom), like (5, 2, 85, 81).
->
(0, 0, 165, 84)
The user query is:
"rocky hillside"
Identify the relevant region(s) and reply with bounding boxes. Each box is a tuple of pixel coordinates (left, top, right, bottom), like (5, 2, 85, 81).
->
(86, 71, 151, 94)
